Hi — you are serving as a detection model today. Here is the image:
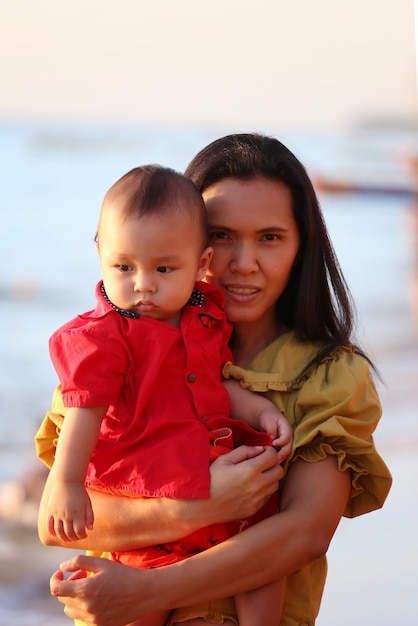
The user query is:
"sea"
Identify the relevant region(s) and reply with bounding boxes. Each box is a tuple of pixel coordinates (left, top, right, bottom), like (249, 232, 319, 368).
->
(0, 120, 417, 625)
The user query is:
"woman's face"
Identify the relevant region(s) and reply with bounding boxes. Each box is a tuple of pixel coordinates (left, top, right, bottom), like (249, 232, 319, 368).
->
(203, 176, 300, 327)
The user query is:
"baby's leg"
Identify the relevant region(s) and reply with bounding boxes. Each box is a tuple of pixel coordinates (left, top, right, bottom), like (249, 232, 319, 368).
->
(235, 577, 285, 626)
(126, 609, 171, 626)
(168, 597, 238, 625)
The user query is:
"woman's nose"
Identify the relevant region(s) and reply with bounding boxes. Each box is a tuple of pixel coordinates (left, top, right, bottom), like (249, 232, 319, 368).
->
(230, 242, 259, 274)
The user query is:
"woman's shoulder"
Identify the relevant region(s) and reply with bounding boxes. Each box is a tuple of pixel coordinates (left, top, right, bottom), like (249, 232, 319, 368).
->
(223, 330, 370, 393)
(224, 332, 391, 518)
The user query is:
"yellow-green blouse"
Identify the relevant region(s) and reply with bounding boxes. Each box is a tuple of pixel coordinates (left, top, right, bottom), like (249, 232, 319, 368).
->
(35, 330, 392, 626)
(222, 331, 392, 625)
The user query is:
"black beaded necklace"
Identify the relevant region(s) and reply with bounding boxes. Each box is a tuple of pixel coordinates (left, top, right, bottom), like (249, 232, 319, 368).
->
(100, 284, 205, 320)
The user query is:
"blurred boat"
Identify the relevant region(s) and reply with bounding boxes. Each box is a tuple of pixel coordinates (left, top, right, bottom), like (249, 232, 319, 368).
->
(313, 175, 418, 199)
(313, 152, 418, 200)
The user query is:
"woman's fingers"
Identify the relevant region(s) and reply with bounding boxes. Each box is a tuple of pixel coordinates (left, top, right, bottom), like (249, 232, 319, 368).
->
(210, 446, 283, 520)
(50, 556, 153, 626)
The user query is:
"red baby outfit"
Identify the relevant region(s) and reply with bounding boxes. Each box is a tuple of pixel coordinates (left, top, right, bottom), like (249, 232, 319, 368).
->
(49, 280, 276, 568)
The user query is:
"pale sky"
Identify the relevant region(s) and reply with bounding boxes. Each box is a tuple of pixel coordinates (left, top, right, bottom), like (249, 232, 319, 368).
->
(0, 0, 416, 131)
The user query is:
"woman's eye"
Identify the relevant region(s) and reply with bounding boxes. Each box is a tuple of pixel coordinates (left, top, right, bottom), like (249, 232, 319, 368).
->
(210, 231, 229, 241)
(262, 233, 280, 241)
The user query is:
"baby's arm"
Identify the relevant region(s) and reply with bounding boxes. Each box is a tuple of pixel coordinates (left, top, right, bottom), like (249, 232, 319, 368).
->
(47, 405, 106, 542)
(224, 379, 293, 464)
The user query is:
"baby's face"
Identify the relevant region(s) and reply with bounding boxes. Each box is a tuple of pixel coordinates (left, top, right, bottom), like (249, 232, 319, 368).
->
(97, 206, 212, 327)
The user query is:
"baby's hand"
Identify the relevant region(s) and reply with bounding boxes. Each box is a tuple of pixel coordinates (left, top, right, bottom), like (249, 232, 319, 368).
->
(47, 482, 94, 543)
(258, 407, 293, 464)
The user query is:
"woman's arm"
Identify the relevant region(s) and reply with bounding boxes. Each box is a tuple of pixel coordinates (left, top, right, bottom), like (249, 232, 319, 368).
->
(39, 445, 283, 550)
(50, 456, 351, 626)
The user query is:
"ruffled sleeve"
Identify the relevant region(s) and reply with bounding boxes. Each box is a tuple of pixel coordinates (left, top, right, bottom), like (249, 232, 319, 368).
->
(35, 385, 65, 468)
(223, 337, 392, 518)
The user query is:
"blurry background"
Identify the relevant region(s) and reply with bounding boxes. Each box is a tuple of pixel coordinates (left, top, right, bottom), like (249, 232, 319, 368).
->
(0, 1, 417, 624)
(0, 0, 416, 129)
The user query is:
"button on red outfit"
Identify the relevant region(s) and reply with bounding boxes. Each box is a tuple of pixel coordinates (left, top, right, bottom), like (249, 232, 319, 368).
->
(49, 280, 276, 568)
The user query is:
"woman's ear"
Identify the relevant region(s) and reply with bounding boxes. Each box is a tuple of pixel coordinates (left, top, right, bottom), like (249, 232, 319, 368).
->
(196, 246, 213, 282)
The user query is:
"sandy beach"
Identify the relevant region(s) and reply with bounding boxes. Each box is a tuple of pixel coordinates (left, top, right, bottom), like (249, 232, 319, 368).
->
(0, 464, 80, 625)
(0, 522, 74, 625)
(319, 336, 418, 625)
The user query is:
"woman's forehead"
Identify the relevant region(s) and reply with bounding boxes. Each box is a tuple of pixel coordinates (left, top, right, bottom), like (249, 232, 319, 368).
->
(203, 176, 289, 201)
(203, 177, 294, 225)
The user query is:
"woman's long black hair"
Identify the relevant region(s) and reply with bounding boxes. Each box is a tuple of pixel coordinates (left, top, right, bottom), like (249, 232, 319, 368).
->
(185, 133, 376, 371)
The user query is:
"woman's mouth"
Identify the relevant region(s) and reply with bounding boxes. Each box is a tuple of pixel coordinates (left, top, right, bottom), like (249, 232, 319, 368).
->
(224, 285, 260, 301)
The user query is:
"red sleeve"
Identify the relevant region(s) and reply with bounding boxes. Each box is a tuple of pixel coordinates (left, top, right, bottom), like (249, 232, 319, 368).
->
(49, 317, 128, 408)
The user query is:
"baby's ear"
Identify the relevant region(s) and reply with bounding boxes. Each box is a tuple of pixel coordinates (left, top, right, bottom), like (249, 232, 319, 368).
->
(196, 246, 213, 281)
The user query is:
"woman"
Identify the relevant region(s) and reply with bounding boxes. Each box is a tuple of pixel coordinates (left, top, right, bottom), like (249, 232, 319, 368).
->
(37, 133, 392, 626)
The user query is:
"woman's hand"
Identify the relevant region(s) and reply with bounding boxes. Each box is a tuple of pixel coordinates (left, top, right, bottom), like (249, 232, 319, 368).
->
(50, 555, 156, 626)
(207, 445, 283, 522)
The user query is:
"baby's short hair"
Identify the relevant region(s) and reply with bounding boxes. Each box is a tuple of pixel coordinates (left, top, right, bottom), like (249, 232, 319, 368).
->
(102, 165, 209, 247)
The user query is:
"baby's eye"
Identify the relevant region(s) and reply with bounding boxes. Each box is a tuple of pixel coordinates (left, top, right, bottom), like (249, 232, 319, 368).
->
(117, 264, 133, 272)
(156, 266, 173, 273)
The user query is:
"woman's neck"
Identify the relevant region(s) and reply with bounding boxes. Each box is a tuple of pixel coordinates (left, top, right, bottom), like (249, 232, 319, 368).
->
(232, 319, 287, 367)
